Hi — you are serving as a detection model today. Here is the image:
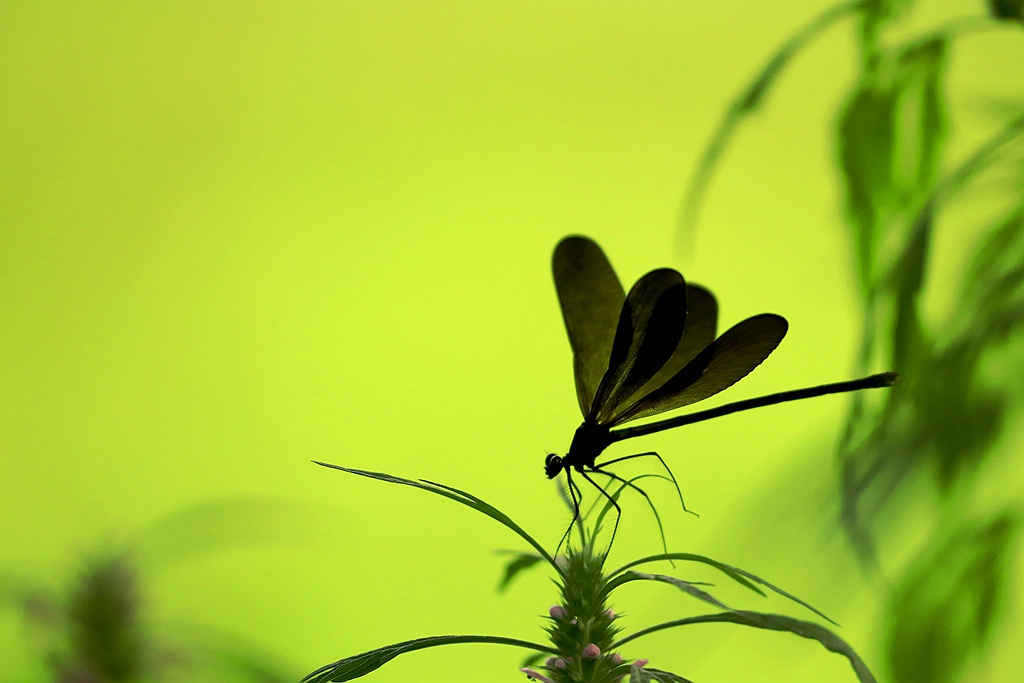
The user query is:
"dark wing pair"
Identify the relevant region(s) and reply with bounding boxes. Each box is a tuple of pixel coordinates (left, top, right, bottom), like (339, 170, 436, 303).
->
(552, 235, 788, 427)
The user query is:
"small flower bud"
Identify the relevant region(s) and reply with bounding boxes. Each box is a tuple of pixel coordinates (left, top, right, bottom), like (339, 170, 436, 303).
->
(634, 659, 649, 668)
(545, 657, 557, 668)
(570, 617, 577, 625)
(582, 643, 601, 659)
(604, 608, 615, 619)
(548, 605, 568, 620)
(610, 653, 622, 664)
(554, 658, 567, 669)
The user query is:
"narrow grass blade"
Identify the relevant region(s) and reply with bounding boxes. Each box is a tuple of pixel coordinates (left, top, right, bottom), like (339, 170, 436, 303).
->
(609, 571, 730, 611)
(303, 635, 555, 682)
(614, 611, 875, 683)
(609, 553, 835, 624)
(314, 463, 558, 572)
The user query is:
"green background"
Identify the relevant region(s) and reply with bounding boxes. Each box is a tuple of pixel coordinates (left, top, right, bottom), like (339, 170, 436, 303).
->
(1, 1, 1021, 681)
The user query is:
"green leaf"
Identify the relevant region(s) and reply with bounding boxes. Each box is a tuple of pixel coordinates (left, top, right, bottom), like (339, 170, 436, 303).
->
(610, 553, 836, 624)
(614, 611, 876, 683)
(885, 512, 1021, 683)
(303, 635, 554, 682)
(608, 571, 730, 611)
(497, 552, 544, 592)
(314, 463, 558, 572)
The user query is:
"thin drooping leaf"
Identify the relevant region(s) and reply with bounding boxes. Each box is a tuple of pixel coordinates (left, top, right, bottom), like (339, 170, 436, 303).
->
(608, 571, 730, 611)
(553, 236, 626, 417)
(678, 0, 862, 241)
(614, 314, 788, 424)
(593, 270, 687, 422)
(303, 635, 554, 683)
(497, 552, 544, 592)
(614, 611, 875, 683)
(610, 553, 836, 624)
(313, 464, 558, 572)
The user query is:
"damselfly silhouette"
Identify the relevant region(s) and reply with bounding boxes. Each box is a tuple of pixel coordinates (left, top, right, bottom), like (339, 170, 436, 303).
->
(546, 235, 895, 548)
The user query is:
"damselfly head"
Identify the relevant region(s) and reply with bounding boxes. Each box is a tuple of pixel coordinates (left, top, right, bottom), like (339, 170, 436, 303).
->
(544, 454, 564, 479)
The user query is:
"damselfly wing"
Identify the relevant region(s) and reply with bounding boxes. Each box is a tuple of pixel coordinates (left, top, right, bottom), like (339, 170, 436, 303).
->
(546, 235, 895, 541)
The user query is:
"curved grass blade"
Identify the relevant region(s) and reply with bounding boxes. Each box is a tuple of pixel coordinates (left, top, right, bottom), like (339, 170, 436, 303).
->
(608, 570, 730, 611)
(609, 552, 835, 624)
(553, 236, 626, 417)
(615, 314, 788, 424)
(614, 611, 875, 683)
(496, 552, 544, 592)
(677, 0, 862, 244)
(303, 635, 555, 682)
(313, 463, 558, 572)
(593, 270, 688, 422)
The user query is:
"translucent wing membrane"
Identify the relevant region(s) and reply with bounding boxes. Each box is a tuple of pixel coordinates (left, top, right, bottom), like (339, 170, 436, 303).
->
(591, 269, 688, 423)
(612, 314, 788, 425)
(606, 284, 718, 423)
(552, 236, 626, 417)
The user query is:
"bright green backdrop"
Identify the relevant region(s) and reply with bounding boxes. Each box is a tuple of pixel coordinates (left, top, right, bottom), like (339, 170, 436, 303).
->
(2, 1, 1022, 681)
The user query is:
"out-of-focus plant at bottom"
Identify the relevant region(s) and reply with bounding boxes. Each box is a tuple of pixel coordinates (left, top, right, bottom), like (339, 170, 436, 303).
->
(0, 499, 309, 683)
(304, 464, 877, 683)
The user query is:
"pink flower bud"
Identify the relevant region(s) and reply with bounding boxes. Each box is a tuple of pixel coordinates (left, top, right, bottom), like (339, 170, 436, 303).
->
(610, 653, 623, 664)
(520, 668, 554, 683)
(570, 618, 578, 625)
(604, 608, 615, 619)
(582, 643, 601, 659)
(548, 605, 568, 620)
(634, 659, 649, 668)
(554, 658, 567, 669)
(545, 657, 557, 668)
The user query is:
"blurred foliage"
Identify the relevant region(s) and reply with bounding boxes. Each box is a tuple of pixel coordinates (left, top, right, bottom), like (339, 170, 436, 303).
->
(830, 4, 1024, 682)
(684, 2, 1024, 682)
(885, 512, 1021, 683)
(0, 501, 305, 683)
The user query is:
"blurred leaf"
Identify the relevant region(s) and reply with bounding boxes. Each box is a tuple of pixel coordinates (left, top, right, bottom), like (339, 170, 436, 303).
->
(497, 552, 544, 592)
(132, 497, 328, 571)
(615, 611, 876, 683)
(837, 37, 946, 293)
(314, 462, 558, 571)
(302, 635, 553, 683)
(610, 571, 730, 610)
(988, 0, 1024, 22)
(885, 512, 1021, 683)
(519, 651, 547, 668)
(65, 555, 145, 683)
